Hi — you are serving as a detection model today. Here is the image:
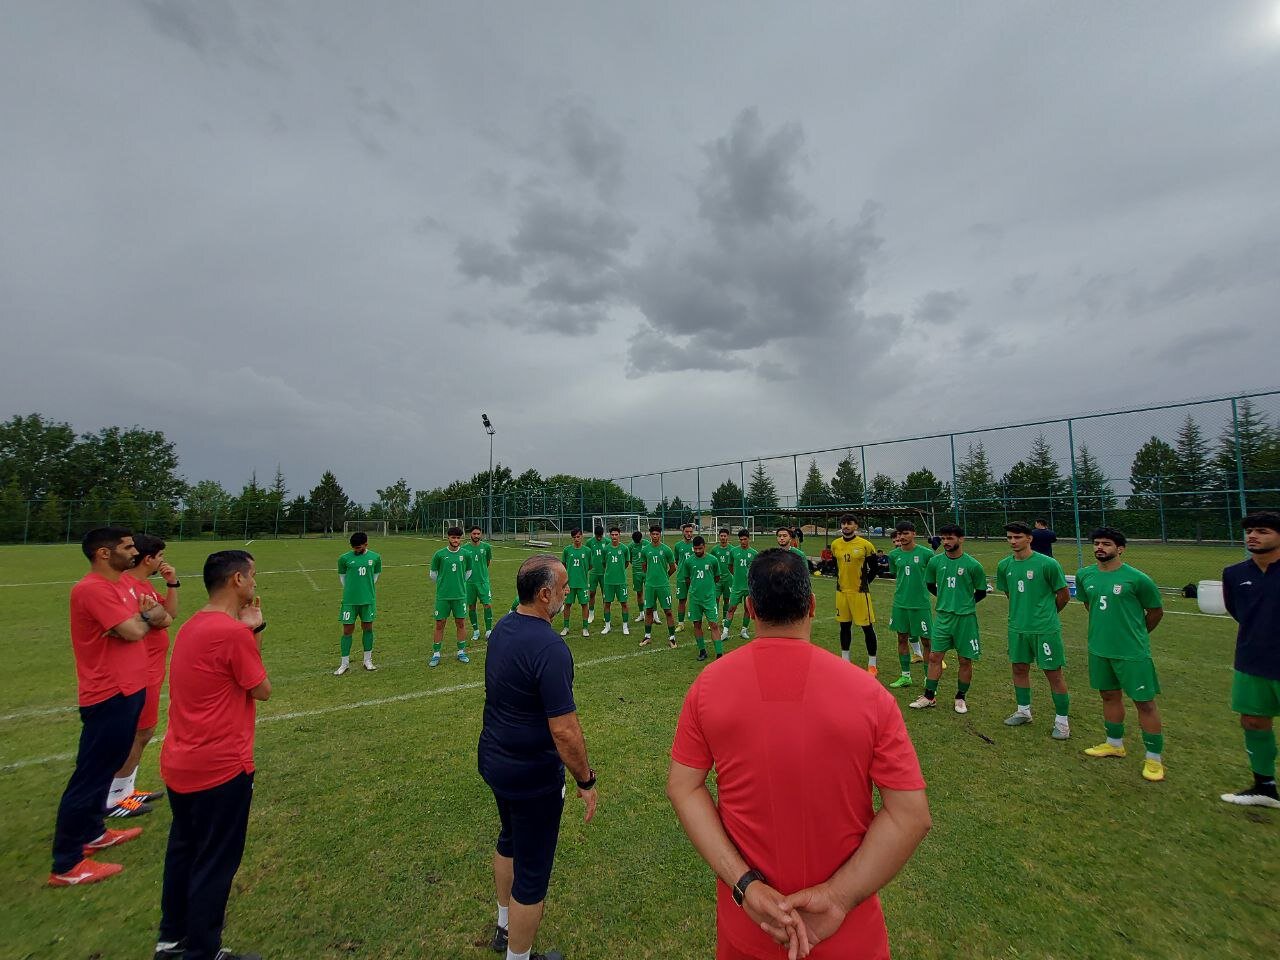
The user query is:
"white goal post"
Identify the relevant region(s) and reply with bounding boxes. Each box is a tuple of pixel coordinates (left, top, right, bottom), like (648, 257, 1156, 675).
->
(712, 515, 757, 537)
(591, 514, 645, 536)
(442, 518, 463, 536)
(343, 520, 389, 537)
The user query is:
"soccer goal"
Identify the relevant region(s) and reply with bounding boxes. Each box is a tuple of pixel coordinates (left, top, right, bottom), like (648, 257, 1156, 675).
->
(442, 518, 463, 536)
(713, 515, 757, 537)
(343, 520, 388, 537)
(591, 514, 644, 536)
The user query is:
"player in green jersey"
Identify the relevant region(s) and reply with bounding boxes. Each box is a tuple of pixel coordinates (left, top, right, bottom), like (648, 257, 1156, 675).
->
(674, 523, 697, 628)
(429, 527, 474, 667)
(775, 526, 810, 566)
(640, 524, 678, 647)
(1076, 527, 1167, 782)
(560, 528, 593, 637)
(628, 530, 646, 622)
(335, 532, 382, 675)
(911, 524, 987, 714)
(599, 526, 632, 637)
(886, 522, 939, 689)
(996, 522, 1072, 739)
(721, 529, 759, 641)
(679, 536, 724, 661)
(463, 525, 495, 643)
(710, 528, 733, 624)
(585, 525, 608, 625)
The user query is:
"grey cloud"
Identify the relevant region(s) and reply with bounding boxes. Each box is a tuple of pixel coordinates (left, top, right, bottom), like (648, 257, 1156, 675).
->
(1156, 323, 1247, 363)
(1127, 242, 1279, 315)
(510, 197, 635, 266)
(501, 305, 608, 337)
(457, 238, 524, 284)
(755, 360, 794, 382)
(697, 108, 809, 231)
(134, 0, 280, 70)
(552, 102, 625, 201)
(913, 289, 969, 325)
(350, 85, 401, 125)
(625, 326, 749, 378)
(1009, 273, 1037, 298)
(529, 270, 622, 306)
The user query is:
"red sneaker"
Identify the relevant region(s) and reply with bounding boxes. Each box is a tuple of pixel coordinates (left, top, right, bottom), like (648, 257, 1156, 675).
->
(84, 827, 142, 855)
(48, 858, 123, 886)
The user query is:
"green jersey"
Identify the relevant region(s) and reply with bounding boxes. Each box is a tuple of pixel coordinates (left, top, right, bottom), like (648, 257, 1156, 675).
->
(926, 552, 987, 615)
(1076, 563, 1163, 660)
(338, 550, 381, 605)
(674, 538, 697, 572)
(586, 536, 608, 575)
(641, 542, 676, 588)
(710, 544, 733, 582)
(888, 545, 933, 608)
(430, 547, 472, 601)
(627, 541, 645, 574)
(729, 545, 759, 591)
(462, 540, 493, 589)
(603, 542, 630, 585)
(789, 545, 808, 562)
(996, 552, 1067, 633)
(680, 554, 721, 604)
(561, 544, 592, 589)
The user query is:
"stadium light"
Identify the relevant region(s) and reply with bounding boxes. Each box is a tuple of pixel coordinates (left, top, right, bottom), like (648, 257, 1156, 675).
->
(482, 414, 496, 538)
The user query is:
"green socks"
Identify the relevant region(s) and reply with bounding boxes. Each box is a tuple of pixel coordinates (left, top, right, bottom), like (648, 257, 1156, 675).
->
(668, 624, 677, 639)
(1014, 685, 1032, 707)
(432, 642, 442, 654)
(956, 681, 971, 699)
(340, 634, 353, 657)
(713, 636, 724, 656)
(898, 653, 911, 674)
(1050, 691, 1069, 718)
(925, 677, 939, 696)
(457, 638, 467, 651)
(1142, 732, 1164, 759)
(696, 636, 706, 652)
(1104, 721, 1124, 743)
(604, 611, 612, 625)
(469, 607, 479, 629)
(361, 630, 374, 653)
(484, 607, 493, 630)
(1245, 728, 1278, 777)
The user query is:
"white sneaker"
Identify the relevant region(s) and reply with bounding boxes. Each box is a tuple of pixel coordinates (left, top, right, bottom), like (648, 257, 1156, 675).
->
(560, 627, 569, 637)
(954, 699, 969, 714)
(471, 630, 480, 642)
(601, 624, 612, 635)
(588, 610, 595, 624)
(908, 695, 936, 710)
(582, 628, 590, 638)
(334, 663, 349, 676)
(363, 660, 377, 671)
(485, 629, 493, 639)
(633, 613, 645, 623)
(622, 623, 630, 636)
(740, 627, 750, 640)
(720, 627, 729, 642)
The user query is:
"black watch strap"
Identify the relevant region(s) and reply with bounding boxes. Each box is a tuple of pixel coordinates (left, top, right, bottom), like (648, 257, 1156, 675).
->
(575, 768, 596, 790)
(164, 580, 180, 589)
(252, 620, 267, 634)
(732, 869, 765, 906)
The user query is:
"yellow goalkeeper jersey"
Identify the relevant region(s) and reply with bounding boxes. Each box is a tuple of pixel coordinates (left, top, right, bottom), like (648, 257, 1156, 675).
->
(830, 535, 877, 593)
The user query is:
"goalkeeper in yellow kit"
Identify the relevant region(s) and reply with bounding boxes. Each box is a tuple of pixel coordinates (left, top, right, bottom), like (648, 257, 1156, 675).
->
(830, 514, 880, 675)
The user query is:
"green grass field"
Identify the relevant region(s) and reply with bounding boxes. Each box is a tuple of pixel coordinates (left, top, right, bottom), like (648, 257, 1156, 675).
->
(2, 535, 1276, 960)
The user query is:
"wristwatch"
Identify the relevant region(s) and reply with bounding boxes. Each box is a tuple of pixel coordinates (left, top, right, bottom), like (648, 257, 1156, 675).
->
(252, 620, 267, 634)
(164, 580, 180, 589)
(139, 609, 152, 624)
(575, 768, 596, 790)
(732, 869, 765, 906)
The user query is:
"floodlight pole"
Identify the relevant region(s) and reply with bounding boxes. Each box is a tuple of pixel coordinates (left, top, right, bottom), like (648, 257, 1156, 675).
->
(482, 414, 496, 538)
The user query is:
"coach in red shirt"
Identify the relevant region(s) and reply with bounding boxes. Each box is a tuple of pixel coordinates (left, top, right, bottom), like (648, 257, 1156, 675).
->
(668, 548, 931, 959)
(155, 550, 270, 960)
(49, 527, 173, 886)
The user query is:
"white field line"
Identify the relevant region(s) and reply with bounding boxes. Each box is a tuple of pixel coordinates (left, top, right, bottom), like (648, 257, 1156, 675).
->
(1, 646, 662, 771)
(297, 561, 320, 592)
(245, 539, 255, 546)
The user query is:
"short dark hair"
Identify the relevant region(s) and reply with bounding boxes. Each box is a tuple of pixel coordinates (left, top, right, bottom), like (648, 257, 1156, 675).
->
(737, 529, 751, 538)
(1034, 518, 1048, 526)
(203, 550, 254, 592)
(470, 525, 483, 534)
(1090, 527, 1127, 547)
(570, 527, 583, 537)
(1005, 522, 1032, 536)
(446, 526, 463, 538)
(748, 548, 812, 624)
(718, 527, 730, 536)
(775, 526, 791, 535)
(632, 530, 643, 543)
(132, 533, 166, 562)
(839, 514, 857, 525)
(1242, 511, 1280, 533)
(609, 525, 620, 534)
(681, 522, 694, 530)
(894, 521, 916, 533)
(516, 554, 560, 603)
(938, 523, 964, 537)
(350, 531, 368, 547)
(649, 524, 662, 533)
(692, 535, 705, 547)
(594, 526, 605, 537)
(81, 526, 131, 561)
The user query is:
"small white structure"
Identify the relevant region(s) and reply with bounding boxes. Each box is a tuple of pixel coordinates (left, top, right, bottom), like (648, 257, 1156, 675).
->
(1197, 579, 1227, 616)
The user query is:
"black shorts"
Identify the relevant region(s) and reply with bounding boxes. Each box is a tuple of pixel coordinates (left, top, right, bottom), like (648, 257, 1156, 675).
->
(492, 785, 566, 904)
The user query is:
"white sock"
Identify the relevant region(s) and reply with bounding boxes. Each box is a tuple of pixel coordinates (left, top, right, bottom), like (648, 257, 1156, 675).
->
(1146, 751, 1162, 762)
(497, 903, 509, 928)
(841, 650, 851, 662)
(911, 641, 923, 656)
(1107, 736, 1124, 748)
(155, 941, 181, 951)
(1018, 704, 1032, 716)
(507, 950, 530, 960)
(363, 651, 373, 665)
(340, 656, 350, 668)
(1054, 714, 1069, 727)
(106, 775, 132, 807)
(868, 656, 877, 667)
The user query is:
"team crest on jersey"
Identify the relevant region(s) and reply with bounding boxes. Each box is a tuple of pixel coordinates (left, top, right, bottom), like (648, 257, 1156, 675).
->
(1112, 585, 1122, 595)
(1026, 571, 1034, 579)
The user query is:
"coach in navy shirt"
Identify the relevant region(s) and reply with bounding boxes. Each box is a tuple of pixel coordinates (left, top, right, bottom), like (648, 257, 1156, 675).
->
(1220, 511, 1280, 809)
(478, 554, 597, 960)
(1031, 519, 1057, 556)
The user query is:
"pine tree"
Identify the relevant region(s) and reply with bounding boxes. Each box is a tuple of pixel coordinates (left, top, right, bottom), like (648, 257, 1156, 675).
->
(747, 463, 780, 527)
(798, 459, 830, 506)
(710, 479, 745, 512)
(308, 471, 352, 534)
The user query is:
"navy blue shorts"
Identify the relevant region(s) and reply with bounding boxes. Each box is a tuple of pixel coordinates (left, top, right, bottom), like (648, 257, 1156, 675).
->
(493, 785, 565, 904)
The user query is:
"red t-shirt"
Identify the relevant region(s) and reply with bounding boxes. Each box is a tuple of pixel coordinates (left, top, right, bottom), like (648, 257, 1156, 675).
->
(671, 637, 926, 960)
(161, 610, 267, 794)
(122, 574, 170, 686)
(69, 572, 148, 707)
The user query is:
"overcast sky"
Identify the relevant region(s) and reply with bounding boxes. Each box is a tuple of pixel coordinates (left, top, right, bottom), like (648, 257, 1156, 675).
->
(3, 1, 1279, 503)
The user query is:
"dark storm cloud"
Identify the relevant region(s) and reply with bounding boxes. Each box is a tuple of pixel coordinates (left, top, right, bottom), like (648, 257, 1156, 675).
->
(550, 102, 626, 201)
(626, 326, 750, 376)
(456, 238, 524, 285)
(696, 109, 809, 230)
(912, 289, 970, 325)
(510, 197, 635, 266)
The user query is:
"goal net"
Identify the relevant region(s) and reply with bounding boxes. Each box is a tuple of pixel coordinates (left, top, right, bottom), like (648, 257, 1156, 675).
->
(442, 518, 463, 536)
(591, 514, 645, 536)
(343, 520, 389, 537)
(713, 515, 757, 537)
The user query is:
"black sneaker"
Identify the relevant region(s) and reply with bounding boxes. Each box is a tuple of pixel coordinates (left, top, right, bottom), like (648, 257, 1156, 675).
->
(1220, 784, 1280, 808)
(105, 796, 152, 818)
(490, 924, 508, 952)
(153, 941, 184, 959)
(214, 950, 262, 960)
(696, 649, 708, 661)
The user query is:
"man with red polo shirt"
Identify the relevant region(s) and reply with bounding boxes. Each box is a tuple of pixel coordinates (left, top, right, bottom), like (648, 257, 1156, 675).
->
(668, 548, 931, 959)
(49, 527, 173, 887)
(154, 549, 269, 960)
(105, 533, 181, 816)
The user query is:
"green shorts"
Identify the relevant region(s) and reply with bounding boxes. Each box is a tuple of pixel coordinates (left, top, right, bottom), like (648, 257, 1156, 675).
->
(1231, 670, 1280, 717)
(932, 611, 980, 660)
(645, 586, 673, 611)
(340, 603, 376, 625)
(687, 597, 721, 624)
(888, 604, 931, 639)
(632, 574, 644, 594)
(434, 598, 467, 621)
(466, 582, 492, 606)
(717, 580, 731, 600)
(567, 587, 590, 605)
(1009, 630, 1065, 671)
(676, 581, 690, 601)
(1088, 653, 1160, 701)
(603, 583, 628, 603)
(589, 572, 604, 592)
(729, 588, 749, 608)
